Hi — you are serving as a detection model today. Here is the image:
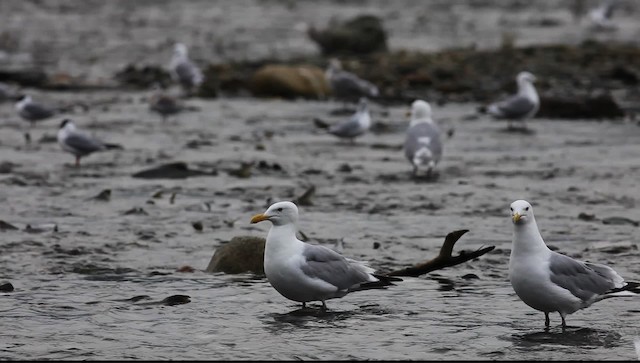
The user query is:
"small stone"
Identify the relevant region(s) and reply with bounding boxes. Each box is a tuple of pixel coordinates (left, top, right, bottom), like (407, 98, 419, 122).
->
(192, 221, 203, 231)
(0, 282, 14, 292)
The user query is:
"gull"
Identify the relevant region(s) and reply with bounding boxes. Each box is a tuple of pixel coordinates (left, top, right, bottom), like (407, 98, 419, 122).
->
(15, 95, 55, 126)
(404, 99, 443, 178)
(325, 58, 379, 108)
(588, 0, 618, 30)
(57, 119, 123, 167)
(509, 199, 640, 329)
(15, 94, 56, 143)
(327, 97, 371, 143)
(0, 82, 17, 103)
(169, 43, 204, 96)
(250, 201, 399, 310)
(486, 71, 539, 130)
(149, 85, 184, 122)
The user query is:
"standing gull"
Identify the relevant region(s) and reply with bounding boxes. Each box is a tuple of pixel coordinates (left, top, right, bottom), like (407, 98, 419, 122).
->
(57, 119, 123, 167)
(404, 100, 443, 178)
(149, 84, 184, 122)
(327, 97, 371, 143)
(250, 201, 399, 310)
(0, 82, 17, 103)
(15, 94, 56, 143)
(509, 199, 640, 329)
(169, 43, 204, 96)
(588, 0, 618, 30)
(325, 58, 379, 108)
(486, 71, 539, 130)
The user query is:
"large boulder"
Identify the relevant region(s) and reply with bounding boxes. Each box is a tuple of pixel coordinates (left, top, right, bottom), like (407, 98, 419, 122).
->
(206, 236, 265, 275)
(249, 64, 330, 100)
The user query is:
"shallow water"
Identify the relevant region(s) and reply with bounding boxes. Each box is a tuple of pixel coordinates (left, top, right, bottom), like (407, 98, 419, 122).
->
(1, 94, 640, 360)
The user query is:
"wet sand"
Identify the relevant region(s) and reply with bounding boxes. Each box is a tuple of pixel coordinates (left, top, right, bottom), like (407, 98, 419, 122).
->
(1, 0, 640, 360)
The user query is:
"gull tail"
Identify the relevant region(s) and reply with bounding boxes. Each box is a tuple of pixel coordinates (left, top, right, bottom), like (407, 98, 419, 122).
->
(104, 143, 124, 150)
(605, 281, 640, 297)
(350, 274, 403, 292)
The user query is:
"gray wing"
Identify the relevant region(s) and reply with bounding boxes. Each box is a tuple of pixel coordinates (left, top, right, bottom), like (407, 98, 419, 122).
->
(548, 251, 622, 302)
(300, 244, 373, 290)
(330, 70, 378, 98)
(64, 132, 106, 155)
(487, 95, 536, 119)
(150, 95, 182, 114)
(404, 122, 443, 163)
(174, 61, 203, 86)
(328, 115, 362, 138)
(21, 103, 54, 121)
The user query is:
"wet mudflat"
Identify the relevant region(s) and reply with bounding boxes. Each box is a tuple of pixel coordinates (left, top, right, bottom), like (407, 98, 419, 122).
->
(1, 95, 639, 360)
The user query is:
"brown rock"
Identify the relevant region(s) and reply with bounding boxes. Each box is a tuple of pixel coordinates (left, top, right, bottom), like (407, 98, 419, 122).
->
(249, 64, 330, 100)
(206, 236, 266, 275)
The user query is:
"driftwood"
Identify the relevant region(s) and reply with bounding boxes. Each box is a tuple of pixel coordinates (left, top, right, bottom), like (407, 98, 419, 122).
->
(205, 229, 494, 277)
(385, 229, 495, 277)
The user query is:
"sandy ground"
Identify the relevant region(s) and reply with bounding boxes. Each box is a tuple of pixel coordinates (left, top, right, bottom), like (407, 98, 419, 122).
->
(1, 0, 640, 81)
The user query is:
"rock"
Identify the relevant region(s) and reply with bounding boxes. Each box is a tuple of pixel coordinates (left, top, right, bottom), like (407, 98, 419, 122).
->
(602, 216, 639, 226)
(0, 68, 48, 87)
(132, 162, 217, 179)
(577, 212, 597, 221)
(0, 220, 19, 231)
(249, 64, 330, 100)
(0, 161, 17, 174)
(307, 15, 388, 55)
(114, 64, 172, 89)
(538, 93, 625, 119)
(89, 189, 111, 202)
(191, 221, 203, 231)
(206, 236, 266, 275)
(159, 295, 191, 306)
(134, 294, 191, 306)
(176, 265, 195, 273)
(0, 282, 14, 292)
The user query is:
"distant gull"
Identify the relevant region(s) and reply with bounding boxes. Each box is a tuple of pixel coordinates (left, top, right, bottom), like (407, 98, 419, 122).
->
(0, 82, 17, 103)
(250, 201, 399, 310)
(327, 97, 371, 143)
(325, 58, 379, 107)
(15, 94, 56, 143)
(169, 43, 204, 96)
(15, 95, 55, 126)
(404, 100, 443, 177)
(486, 71, 539, 130)
(57, 119, 123, 167)
(149, 85, 184, 122)
(588, 0, 618, 30)
(509, 199, 640, 329)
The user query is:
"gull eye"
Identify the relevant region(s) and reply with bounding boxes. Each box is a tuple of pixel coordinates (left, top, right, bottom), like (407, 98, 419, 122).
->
(277, 208, 283, 212)
(525, 207, 529, 211)
(510, 207, 513, 211)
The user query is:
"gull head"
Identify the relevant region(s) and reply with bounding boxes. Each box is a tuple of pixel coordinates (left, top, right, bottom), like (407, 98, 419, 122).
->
(173, 43, 188, 57)
(328, 58, 343, 71)
(357, 97, 368, 112)
(59, 119, 76, 130)
(15, 94, 32, 108)
(517, 71, 537, 84)
(251, 201, 299, 226)
(407, 99, 432, 120)
(510, 199, 533, 225)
